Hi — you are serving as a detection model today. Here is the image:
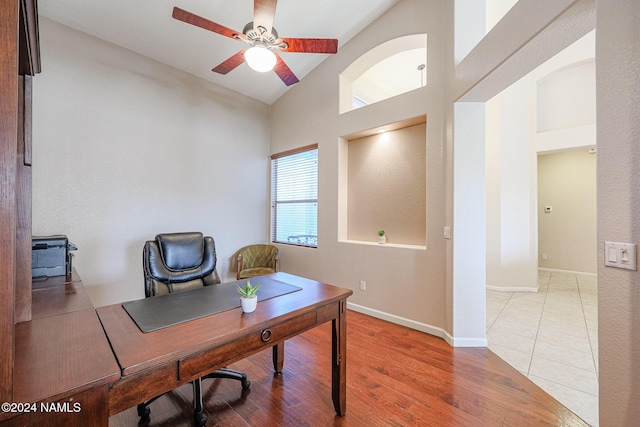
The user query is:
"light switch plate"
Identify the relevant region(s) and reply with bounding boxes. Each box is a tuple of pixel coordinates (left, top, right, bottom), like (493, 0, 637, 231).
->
(444, 226, 451, 239)
(604, 242, 637, 271)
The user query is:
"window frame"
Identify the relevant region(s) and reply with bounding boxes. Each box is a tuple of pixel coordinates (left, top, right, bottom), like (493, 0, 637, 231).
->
(270, 144, 319, 248)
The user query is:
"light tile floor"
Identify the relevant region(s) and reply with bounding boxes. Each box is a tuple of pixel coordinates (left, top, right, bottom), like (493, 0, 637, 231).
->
(487, 271, 598, 426)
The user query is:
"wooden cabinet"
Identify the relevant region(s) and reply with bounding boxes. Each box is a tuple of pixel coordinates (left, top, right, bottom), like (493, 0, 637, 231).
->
(0, 0, 40, 406)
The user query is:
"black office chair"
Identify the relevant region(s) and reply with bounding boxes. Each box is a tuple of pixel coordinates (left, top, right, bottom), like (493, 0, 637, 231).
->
(140, 232, 250, 426)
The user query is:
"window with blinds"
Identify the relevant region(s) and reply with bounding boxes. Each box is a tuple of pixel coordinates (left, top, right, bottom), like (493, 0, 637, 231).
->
(271, 144, 318, 248)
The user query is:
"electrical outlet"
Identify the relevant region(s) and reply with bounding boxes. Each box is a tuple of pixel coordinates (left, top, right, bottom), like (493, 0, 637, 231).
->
(542, 253, 547, 260)
(360, 280, 366, 291)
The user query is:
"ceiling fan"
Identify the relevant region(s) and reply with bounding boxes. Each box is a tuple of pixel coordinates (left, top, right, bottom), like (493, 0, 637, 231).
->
(172, 0, 338, 86)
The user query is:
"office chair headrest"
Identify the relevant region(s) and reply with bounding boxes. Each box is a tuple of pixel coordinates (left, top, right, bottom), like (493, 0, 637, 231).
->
(156, 232, 204, 270)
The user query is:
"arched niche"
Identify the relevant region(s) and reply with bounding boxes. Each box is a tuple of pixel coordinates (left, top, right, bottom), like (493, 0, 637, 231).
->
(339, 34, 427, 114)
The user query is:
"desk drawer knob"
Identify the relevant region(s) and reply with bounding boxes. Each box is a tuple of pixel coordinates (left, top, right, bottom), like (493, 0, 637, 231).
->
(260, 329, 273, 342)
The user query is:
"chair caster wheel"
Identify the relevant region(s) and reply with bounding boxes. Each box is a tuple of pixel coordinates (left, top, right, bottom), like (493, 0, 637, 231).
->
(137, 403, 150, 419)
(194, 411, 207, 426)
(242, 379, 251, 390)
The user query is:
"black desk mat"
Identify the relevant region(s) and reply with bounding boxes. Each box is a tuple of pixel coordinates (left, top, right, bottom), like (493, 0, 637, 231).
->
(122, 277, 301, 333)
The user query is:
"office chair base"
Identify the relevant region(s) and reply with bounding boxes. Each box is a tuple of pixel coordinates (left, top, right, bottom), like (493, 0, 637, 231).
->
(137, 370, 250, 426)
(136, 392, 164, 418)
(194, 411, 207, 427)
(137, 395, 207, 427)
(136, 402, 151, 419)
(192, 370, 250, 426)
(205, 367, 251, 390)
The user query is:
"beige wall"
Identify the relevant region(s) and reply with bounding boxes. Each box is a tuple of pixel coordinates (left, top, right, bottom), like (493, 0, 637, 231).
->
(596, 0, 640, 423)
(347, 123, 426, 246)
(32, 18, 271, 307)
(271, 0, 449, 337)
(538, 149, 596, 273)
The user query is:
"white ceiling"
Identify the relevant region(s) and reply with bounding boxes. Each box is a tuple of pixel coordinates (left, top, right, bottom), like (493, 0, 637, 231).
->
(38, 0, 399, 105)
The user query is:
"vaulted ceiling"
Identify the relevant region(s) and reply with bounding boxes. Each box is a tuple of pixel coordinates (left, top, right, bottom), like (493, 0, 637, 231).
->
(39, 0, 399, 104)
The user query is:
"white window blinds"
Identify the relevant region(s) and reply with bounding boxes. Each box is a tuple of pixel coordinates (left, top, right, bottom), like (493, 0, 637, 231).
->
(271, 145, 318, 247)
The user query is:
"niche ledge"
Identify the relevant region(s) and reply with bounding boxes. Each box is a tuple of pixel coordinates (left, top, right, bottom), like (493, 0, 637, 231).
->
(339, 239, 426, 251)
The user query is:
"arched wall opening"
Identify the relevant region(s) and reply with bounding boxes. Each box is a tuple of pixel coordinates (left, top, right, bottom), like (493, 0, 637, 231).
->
(339, 34, 427, 114)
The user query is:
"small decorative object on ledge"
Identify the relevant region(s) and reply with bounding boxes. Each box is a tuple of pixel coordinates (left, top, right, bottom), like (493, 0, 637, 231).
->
(237, 279, 260, 313)
(378, 230, 386, 244)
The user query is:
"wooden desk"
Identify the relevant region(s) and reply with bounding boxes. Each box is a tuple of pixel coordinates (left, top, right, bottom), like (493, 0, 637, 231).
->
(31, 270, 91, 320)
(1, 273, 120, 427)
(97, 272, 352, 417)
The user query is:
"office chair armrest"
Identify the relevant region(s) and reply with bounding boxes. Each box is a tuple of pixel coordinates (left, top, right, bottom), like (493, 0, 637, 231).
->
(236, 253, 244, 280)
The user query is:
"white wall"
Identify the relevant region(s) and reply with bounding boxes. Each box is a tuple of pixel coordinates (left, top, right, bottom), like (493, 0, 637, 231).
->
(454, 0, 485, 64)
(486, 0, 519, 34)
(486, 77, 538, 291)
(32, 18, 271, 307)
(271, 0, 452, 341)
(452, 102, 487, 345)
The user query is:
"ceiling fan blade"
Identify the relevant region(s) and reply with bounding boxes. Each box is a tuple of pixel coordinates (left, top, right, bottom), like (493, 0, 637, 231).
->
(276, 38, 338, 54)
(212, 50, 246, 75)
(273, 54, 299, 86)
(253, 0, 278, 36)
(172, 7, 239, 40)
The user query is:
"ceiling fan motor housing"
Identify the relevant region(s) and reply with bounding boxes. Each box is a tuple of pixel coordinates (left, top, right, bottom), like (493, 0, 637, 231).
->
(242, 22, 279, 46)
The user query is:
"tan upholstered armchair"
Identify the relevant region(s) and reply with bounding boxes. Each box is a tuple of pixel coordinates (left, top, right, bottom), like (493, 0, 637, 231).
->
(236, 244, 279, 280)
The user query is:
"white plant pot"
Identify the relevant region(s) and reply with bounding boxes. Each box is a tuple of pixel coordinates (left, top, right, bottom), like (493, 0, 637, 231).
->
(378, 235, 386, 244)
(240, 296, 258, 313)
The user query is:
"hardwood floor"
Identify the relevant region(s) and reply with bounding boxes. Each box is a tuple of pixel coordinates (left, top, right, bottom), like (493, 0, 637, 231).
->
(109, 310, 588, 426)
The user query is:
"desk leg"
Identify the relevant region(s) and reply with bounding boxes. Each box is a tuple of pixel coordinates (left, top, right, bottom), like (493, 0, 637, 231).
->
(332, 299, 347, 416)
(272, 342, 284, 373)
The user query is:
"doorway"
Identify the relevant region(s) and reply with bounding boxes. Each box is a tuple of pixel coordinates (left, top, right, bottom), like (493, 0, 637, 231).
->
(484, 33, 598, 425)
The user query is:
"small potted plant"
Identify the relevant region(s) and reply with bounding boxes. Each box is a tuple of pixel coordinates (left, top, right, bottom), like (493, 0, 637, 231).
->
(237, 279, 260, 313)
(378, 229, 386, 244)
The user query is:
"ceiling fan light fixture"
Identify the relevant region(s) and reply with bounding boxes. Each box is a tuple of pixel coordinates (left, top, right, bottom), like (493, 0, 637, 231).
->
(245, 45, 277, 72)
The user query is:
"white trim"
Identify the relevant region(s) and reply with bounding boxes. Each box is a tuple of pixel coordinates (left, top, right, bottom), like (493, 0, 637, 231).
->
(486, 269, 597, 292)
(346, 302, 488, 348)
(448, 335, 489, 348)
(538, 267, 597, 277)
(486, 285, 539, 292)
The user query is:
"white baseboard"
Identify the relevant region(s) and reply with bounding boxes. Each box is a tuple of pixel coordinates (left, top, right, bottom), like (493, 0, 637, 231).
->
(346, 302, 487, 348)
(486, 285, 539, 292)
(538, 267, 597, 277)
(447, 334, 488, 348)
(486, 268, 597, 292)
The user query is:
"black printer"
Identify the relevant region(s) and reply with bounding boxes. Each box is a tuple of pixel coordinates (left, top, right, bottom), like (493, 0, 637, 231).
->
(32, 235, 77, 278)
